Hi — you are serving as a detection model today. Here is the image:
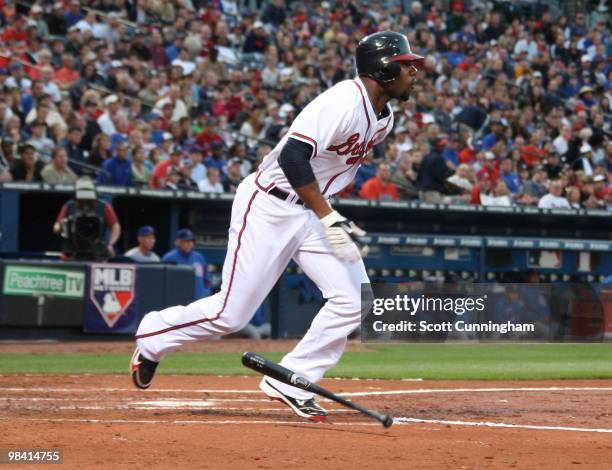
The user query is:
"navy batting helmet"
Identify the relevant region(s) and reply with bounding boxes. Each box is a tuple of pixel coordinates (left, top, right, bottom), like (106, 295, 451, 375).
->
(356, 31, 423, 84)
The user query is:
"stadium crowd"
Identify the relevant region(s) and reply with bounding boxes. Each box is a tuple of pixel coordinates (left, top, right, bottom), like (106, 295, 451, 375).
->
(0, 0, 609, 210)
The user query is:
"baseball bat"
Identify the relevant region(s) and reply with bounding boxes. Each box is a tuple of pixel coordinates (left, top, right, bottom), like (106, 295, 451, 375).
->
(242, 352, 393, 428)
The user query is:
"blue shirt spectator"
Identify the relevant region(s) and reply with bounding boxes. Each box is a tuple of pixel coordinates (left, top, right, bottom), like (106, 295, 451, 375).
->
(99, 142, 133, 186)
(203, 140, 227, 178)
(443, 145, 460, 168)
(499, 159, 521, 194)
(355, 160, 377, 190)
(162, 229, 210, 299)
(166, 40, 182, 63)
(482, 120, 507, 151)
(63, 127, 86, 174)
(64, 3, 85, 28)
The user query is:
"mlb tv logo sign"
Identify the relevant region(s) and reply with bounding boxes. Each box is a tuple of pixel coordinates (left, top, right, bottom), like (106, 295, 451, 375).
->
(90, 264, 136, 328)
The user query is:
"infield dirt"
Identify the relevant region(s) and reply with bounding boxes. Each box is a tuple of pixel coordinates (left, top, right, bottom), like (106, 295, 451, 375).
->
(2, 373, 612, 469)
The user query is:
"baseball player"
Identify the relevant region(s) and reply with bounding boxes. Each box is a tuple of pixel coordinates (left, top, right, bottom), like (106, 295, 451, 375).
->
(131, 31, 423, 421)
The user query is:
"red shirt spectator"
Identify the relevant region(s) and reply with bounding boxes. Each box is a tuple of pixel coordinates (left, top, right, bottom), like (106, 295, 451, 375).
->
(471, 173, 492, 204)
(196, 117, 223, 148)
(459, 146, 476, 164)
(150, 151, 182, 189)
(53, 54, 79, 87)
(359, 163, 399, 201)
(2, 16, 27, 42)
(476, 153, 500, 183)
(522, 144, 545, 167)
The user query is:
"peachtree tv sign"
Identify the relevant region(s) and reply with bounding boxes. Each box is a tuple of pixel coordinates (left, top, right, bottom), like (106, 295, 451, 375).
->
(2, 265, 85, 299)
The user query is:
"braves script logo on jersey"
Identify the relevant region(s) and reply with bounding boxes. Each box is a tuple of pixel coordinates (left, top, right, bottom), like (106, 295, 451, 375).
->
(90, 264, 136, 328)
(326, 133, 378, 164)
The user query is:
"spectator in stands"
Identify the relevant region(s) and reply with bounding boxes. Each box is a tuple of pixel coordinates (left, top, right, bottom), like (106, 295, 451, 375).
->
(54, 54, 80, 91)
(131, 146, 151, 188)
(481, 180, 512, 207)
(64, 0, 84, 28)
(48, 2, 68, 36)
(446, 163, 473, 197)
(499, 158, 521, 195)
(88, 133, 112, 168)
(198, 166, 223, 193)
(203, 140, 227, 177)
(176, 163, 199, 191)
(360, 163, 399, 201)
(418, 140, 450, 203)
(196, 116, 223, 149)
(125, 226, 160, 263)
(573, 143, 596, 177)
(391, 154, 419, 200)
(542, 152, 563, 180)
(482, 119, 507, 151)
(477, 151, 500, 183)
(164, 166, 181, 191)
(41, 147, 78, 185)
(243, 21, 269, 54)
(566, 186, 582, 209)
(262, 0, 286, 28)
(150, 150, 182, 189)
(63, 126, 86, 174)
(27, 121, 54, 162)
(592, 174, 608, 208)
(442, 135, 460, 170)
(355, 152, 378, 190)
(162, 229, 210, 300)
(10, 143, 43, 182)
(81, 99, 102, 152)
(0, 137, 16, 171)
(601, 142, 612, 172)
(522, 165, 548, 201)
(222, 157, 244, 193)
(0, 144, 12, 182)
(187, 147, 206, 184)
(99, 141, 132, 186)
(538, 180, 571, 209)
(471, 173, 492, 205)
(97, 94, 121, 136)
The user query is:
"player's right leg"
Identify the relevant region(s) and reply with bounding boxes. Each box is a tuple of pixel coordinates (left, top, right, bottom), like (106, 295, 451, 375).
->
(131, 175, 309, 387)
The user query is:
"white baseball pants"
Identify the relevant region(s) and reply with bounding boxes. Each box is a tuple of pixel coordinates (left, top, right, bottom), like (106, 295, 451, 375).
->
(135, 173, 368, 399)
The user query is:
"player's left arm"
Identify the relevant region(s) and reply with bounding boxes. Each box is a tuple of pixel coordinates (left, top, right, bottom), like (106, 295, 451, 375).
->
(278, 138, 332, 218)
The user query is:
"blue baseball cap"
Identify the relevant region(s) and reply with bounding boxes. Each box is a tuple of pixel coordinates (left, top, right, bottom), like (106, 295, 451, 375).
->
(138, 225, 155, 236)
(176, 228, 194, 241)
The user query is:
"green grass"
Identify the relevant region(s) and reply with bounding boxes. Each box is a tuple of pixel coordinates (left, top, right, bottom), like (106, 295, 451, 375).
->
(1, 344, 611, 380)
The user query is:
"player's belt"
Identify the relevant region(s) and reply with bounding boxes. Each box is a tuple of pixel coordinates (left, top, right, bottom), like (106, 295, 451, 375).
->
(268, 187, 305, 206)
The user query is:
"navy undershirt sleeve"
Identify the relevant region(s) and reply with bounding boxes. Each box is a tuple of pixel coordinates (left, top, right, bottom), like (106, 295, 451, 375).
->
(278, 137, 316, 188)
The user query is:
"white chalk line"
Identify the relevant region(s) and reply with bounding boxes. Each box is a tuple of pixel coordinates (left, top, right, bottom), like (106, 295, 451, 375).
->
(342, 387, 612, 397)
(395, 417, 612, 434)
(14, 417, 612, 433)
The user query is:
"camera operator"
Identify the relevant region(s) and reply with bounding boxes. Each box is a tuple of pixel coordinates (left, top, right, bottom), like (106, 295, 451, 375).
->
(53, 177, 121, 260)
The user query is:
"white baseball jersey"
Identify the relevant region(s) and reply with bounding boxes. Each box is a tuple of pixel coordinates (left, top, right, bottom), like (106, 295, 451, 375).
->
(257, 76, 394, 197)
(135, 76, 396, 402)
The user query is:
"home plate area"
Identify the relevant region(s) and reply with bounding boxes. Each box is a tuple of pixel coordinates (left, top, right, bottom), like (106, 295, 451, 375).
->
(2, 375, 612, 468)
